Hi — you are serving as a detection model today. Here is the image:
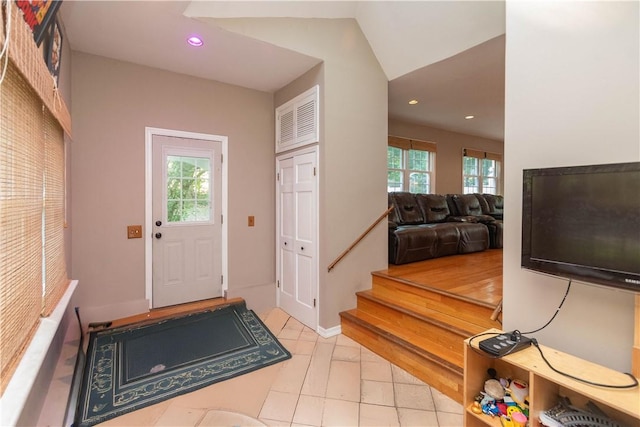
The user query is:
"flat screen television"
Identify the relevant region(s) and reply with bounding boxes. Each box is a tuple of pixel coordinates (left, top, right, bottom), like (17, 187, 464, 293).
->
(521, 161, 640, 292)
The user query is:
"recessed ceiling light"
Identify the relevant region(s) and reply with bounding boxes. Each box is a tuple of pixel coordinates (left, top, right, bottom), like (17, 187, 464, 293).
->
(465, 115, 475, 119)
(408, 99, 418, 105)
(187, 36, 204, 47)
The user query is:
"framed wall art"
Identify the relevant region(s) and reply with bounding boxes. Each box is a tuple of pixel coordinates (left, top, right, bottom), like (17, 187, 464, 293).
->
(15, 0, 62, 46)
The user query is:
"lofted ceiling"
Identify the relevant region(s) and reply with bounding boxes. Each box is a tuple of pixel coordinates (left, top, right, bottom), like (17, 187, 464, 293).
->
(60, 1, 505, 141)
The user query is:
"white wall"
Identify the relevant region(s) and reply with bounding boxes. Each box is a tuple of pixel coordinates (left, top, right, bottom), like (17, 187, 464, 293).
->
(70, 53, 276, 321)
(503, 1, 639, 371)
(212, 18, 389, 329)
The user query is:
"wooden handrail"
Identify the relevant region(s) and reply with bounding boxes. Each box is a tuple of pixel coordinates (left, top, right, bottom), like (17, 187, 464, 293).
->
(327, 206, 394, 272)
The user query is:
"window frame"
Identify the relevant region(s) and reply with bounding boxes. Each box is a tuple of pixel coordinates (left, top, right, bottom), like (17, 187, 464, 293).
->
(462, 148, 502, 195)
(387, 136, 436, 194)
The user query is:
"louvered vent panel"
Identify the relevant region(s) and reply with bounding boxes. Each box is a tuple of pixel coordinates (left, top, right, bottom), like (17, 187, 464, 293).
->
(279, 109, 294, 145)
(275, 85, 319, 153)
(296, 99, 316, 140)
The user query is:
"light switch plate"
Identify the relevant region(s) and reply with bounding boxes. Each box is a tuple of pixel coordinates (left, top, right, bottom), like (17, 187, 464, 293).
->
(248, 216, 255, 227)
(127, 225, 142, 239)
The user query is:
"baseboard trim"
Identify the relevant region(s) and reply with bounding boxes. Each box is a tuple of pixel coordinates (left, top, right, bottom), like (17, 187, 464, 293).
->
(318, 324, 341, 339)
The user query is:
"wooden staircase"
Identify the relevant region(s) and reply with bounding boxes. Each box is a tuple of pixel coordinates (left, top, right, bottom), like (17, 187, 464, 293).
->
(340, 270, 501, 404)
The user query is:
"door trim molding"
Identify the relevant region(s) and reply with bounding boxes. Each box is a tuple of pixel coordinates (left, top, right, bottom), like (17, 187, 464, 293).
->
(145, 127, 228, 308)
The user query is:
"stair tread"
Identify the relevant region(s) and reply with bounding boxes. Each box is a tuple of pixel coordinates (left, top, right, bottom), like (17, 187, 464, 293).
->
(369, 278, 500, 330)
(341, 308, 464, 370)
(356, 290, 487, 336)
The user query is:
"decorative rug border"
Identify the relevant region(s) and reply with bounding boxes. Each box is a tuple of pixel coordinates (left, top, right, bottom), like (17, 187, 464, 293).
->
(75, 302, 290, 427)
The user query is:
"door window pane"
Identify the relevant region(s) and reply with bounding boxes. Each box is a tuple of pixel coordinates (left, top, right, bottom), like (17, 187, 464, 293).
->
(166, 155, 211, 223)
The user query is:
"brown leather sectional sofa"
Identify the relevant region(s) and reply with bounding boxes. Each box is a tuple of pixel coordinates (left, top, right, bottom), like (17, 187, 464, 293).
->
(388, 192, 503, 265)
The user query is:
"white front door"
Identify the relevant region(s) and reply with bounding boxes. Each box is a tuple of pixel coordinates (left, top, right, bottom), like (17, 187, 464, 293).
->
(276, 147, 318, 329)
(151, 134, 223, 307)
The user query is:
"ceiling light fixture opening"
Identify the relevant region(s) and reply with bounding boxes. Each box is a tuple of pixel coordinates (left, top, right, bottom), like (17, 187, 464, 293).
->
(408, 99, 418, 105)
(465, 115, 475, 119)
(187, 36, 204, 47)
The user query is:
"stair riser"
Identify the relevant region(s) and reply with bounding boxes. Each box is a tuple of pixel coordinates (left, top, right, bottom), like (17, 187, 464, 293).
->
(341, 318, 463, 404)
(372, 276, 499, 330)
(356, 296, 466, 366)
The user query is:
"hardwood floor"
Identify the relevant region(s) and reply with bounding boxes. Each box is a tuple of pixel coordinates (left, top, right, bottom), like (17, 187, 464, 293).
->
(382, 248, 503, 307)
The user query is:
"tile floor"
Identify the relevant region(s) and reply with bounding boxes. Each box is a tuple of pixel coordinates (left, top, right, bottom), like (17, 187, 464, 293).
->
(39, 308, 463, 426)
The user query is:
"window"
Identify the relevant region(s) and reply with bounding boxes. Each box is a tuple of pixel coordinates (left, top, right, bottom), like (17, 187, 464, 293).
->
(462, 148, 502, 194)
(388, 136, 436, 193)
(166, 155, 211, 222)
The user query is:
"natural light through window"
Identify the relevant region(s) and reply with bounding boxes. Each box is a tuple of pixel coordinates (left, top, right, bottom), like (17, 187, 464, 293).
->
(387, 137, 436, 194)
(166, 155, 211, 222)
(462, 149, 501, 194)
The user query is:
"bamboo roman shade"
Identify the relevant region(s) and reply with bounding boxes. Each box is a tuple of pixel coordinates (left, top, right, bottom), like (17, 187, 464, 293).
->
(0, 63, 44, 390)
(0, 5, 71, 392)
(463, 148, 502, 162)
(388, 136, 437, 152)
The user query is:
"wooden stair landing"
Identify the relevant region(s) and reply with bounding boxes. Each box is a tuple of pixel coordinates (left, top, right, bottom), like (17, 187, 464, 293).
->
(340, 250, 502, 404)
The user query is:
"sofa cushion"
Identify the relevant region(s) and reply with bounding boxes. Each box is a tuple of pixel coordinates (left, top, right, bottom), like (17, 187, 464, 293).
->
(475, 194, 491, 214)
(451, 194, 484, 216)
(449, 194, 496, 222)
(389, 192, 425, 225)
(415, 194, 450, 223)
(455, 222, 490, 253)
(483, 194, 504, 214)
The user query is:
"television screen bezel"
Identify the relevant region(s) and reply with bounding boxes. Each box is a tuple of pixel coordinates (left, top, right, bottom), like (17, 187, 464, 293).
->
(521, 161, 640, 292)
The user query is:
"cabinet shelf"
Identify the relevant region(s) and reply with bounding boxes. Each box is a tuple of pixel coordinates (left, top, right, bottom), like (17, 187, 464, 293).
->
(463, 330, 640, 427)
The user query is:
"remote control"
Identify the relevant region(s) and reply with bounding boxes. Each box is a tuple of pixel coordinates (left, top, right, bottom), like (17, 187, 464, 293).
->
(479, 332, 532, 357)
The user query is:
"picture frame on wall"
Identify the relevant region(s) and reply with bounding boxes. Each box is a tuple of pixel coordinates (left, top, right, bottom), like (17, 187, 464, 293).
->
(45, 19, 63, 86)
(15, 0, 63, 46)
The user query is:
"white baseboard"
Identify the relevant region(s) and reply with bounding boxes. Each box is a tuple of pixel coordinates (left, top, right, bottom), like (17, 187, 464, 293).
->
(318, 324, 341, 339)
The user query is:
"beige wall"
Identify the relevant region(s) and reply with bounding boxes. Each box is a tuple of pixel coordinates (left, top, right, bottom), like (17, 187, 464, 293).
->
(70, 52, 275, 320)
(388, 119, 504, 194)
(215, 18, 389, 329)
(504, 1, 639, 371)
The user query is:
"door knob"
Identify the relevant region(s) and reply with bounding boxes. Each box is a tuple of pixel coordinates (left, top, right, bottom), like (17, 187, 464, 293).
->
(301, 247, 304, 250)
(155, 233, 162, 239)
(155, 220, 162, 226)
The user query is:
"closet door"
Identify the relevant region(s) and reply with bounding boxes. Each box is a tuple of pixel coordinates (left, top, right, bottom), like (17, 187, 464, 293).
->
(276, 147, 318, 330)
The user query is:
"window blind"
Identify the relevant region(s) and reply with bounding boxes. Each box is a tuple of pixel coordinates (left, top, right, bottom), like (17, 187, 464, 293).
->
(0, 63, 43, 391)
(43, 103, 68, 316)
(463, 148, 503, 162)
(388, 136, 436, 152)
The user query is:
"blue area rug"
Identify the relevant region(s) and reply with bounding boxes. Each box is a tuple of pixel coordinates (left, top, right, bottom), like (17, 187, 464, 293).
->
(74, 301, 290, 427)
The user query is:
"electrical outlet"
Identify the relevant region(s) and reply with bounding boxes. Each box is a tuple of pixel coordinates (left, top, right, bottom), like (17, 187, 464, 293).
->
(248, 216, 255, 227)
(127, 225, 142, 239)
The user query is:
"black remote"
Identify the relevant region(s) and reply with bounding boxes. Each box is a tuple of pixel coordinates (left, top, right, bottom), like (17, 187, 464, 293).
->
(479, 332, 532, 357)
